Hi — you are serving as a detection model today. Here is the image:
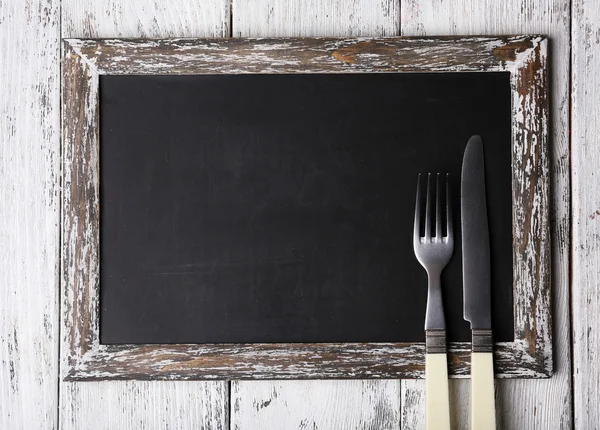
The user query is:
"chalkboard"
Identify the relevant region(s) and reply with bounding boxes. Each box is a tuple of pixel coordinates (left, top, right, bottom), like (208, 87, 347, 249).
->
(99, 72, 514, 345)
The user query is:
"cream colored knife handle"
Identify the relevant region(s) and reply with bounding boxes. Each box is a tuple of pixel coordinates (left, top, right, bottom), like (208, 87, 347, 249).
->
(426, 353, 451, 430)
(471, 352, 496, 429)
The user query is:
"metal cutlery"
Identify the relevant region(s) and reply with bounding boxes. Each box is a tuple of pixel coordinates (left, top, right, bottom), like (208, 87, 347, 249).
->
(413, 173, 453, 430)
(461, 135, 496, 429)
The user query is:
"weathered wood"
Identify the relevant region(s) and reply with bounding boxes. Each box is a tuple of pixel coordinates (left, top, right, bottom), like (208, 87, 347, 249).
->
(60, 1, 230, 429)
(66, 35, 539, 75)
(60, 381, 228, 430)
(61, 0, 230, 38)
(61, 35, 551, 380)
(62, 38, 100, 370)
(399, 0, 572, 428)
(572, 0, 600, 428)
(402, 380, 477, 429)
(0, 0, 60, 428)
(65, 342, 543, 381)
(231, 0, 400, 37)
(231, 380, 401, 430)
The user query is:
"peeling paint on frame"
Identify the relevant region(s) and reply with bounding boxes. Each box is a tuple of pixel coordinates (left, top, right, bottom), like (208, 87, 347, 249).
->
(61, 35, 551, 380)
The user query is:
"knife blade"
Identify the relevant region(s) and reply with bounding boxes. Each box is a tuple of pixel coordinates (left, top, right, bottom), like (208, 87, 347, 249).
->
(461, 135, 492, 331)
(461, 135, 496, 430)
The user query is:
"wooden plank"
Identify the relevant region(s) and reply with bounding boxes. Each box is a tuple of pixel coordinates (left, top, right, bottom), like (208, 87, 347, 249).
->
(231, 381, 401, 430)
(232, 0, 400, 37)
(66, 36, 540, 75)
(59, 1, 230, 429)
(401, 380, 474, 429)
(61, 0, 230, 38)
(572, 0, 600, 428)
(61, 381, 228, 430)
(0, 0, 60, 428)
(230, 2, 401, 428)
(399, 0, 572, 428)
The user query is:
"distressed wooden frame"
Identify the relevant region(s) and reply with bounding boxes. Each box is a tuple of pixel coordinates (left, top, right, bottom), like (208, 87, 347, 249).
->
(61, 36, 551, 380)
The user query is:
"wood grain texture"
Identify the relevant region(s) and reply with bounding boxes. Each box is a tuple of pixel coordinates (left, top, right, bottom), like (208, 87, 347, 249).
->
(64, 342, 541, 381)
(62, 38, 99, 371)
(61, 0, 230, 38)
(572, 0, 600, 428)
(399, 0, 572, 428)
(0, 0, 60, 428)
(232, 0, 400, 37)
(59, 2, 229, 429)
(402, 380, 483, 430)
(231, 380, 400, 430)
(61, 381, 228, 430)
(61, 36, 551, 380)
(65, 36, 538, 75)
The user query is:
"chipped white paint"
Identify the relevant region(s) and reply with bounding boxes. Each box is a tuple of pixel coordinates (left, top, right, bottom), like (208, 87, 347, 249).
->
(65, 36, 529, 76)
(61, 381, 228, 430)
(231, 380, 401, 430)
(61, 0, 230, 38)
(61, 36, 550, 382)
(509, 37, 552, 375)
(61, 47, 99, 372)
(65, 341, 544, 381)
(232, 0, 400, 37)
(0, 0, 60, 429)
(59, 1, 230, 429)
(572, 0, 600, 428)
(399, 0, 572, 429)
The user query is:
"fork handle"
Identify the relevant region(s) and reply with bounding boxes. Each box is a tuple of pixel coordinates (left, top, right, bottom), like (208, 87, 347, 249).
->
(426, 330, 450, 430)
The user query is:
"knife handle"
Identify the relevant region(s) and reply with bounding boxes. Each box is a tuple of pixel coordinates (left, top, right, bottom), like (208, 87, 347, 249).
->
(426, 330, 450, 430)
(471, 329, 496, 430)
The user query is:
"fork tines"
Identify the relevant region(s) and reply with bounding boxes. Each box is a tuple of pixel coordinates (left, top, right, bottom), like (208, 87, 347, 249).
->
(413, 173, 453, 245)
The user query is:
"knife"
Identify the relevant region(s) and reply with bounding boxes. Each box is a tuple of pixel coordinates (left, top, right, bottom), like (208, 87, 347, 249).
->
(461, 135, 496, 429)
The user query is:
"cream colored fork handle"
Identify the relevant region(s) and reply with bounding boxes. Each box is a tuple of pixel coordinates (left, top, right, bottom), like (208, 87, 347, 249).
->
(426, 353, 451, 430)
(471, 352, 496, 429)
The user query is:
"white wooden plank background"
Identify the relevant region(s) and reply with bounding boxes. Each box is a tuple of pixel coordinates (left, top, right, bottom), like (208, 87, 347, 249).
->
(232, 0, 400, 37)
(59, 1, 230, 429)
(232, 381, 401, 430)
(0, 0, 592, 428)
(61, 0, 230, 38)
(572, 0, 600, 428)
(0, 0, 60, 429)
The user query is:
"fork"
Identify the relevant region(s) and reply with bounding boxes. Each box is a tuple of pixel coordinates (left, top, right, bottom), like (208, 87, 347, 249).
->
(413, 173, 454, 430)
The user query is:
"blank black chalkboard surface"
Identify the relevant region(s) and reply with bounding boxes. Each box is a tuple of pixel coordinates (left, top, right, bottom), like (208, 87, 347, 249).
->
(63, 36, 552, 380)
(99, 72, 513, 345)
